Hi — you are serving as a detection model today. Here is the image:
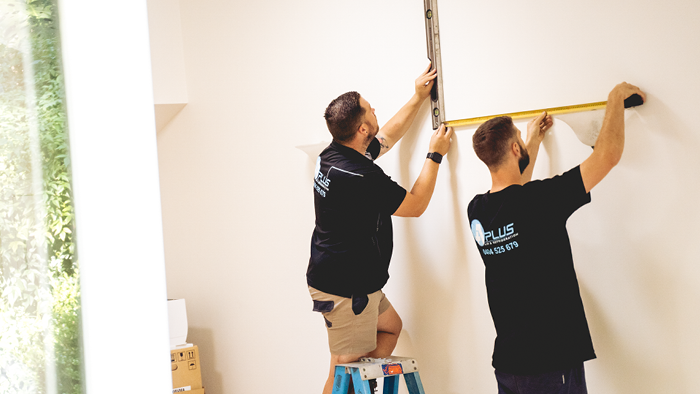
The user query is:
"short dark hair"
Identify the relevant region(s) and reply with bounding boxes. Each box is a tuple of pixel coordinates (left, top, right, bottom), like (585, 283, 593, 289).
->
(324, 91, 366, 142)
(472, 116, 517, 169)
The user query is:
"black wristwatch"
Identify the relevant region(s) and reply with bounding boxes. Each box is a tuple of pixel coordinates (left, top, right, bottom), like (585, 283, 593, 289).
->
(426, 152, 443, 164)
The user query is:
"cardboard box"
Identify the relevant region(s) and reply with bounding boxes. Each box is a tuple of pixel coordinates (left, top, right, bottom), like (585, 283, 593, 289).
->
(171, 345, 202, 392)
(168, 299, 189, 348)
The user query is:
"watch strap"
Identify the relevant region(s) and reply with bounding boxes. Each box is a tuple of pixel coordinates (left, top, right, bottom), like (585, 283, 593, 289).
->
(427, 152, 443, 164)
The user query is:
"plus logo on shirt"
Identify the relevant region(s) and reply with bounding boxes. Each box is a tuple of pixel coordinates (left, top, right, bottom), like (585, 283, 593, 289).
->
(471, 219, 518, 254)
(314, 157, 331, 197)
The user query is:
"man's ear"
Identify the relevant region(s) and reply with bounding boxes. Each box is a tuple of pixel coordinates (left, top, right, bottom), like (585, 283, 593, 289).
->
(357, 123, 368, 136)
(511, 141, 521, 157)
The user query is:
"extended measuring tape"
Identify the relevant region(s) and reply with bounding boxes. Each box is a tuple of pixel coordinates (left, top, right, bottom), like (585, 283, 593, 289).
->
(445, 101, 608, 128)
(443, 94, 643, 129)
(422, 0, 643, 130)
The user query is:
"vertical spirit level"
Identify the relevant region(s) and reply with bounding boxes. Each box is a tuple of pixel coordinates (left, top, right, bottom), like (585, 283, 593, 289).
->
(423, 0, 445, 130)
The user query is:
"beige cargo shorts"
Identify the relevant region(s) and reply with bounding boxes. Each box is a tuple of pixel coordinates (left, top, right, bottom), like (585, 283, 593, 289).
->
(309, 286, 392, 355)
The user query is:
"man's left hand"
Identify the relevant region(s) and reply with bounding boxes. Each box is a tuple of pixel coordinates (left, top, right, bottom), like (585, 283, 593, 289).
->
(415, 64, 438, 100)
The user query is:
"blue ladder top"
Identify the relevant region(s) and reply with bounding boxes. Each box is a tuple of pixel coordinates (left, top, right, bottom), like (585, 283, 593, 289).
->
(332, 356, 426, 394)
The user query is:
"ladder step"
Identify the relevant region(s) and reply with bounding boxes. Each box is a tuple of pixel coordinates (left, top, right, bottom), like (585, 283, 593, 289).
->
(331, 357, 426, 394)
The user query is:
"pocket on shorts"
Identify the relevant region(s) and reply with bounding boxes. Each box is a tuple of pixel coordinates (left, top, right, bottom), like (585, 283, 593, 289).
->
(352, 294, 369, 316)
(312, 300, 334, 313)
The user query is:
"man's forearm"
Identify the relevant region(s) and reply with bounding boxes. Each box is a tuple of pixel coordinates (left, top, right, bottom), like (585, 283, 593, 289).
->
(410, 157, 439, 198)
(393, 124, 452, 217)
(520, 142, 540, 184)
(594, 93, 625, 165)
(394, 159, 440, 217)
(379, 93, 423, 148)
(580, 82, 643, 193)
(520, 111, 551, 184)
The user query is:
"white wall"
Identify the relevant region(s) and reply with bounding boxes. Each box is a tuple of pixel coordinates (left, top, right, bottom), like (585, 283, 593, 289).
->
(147, 0, 187, 105)
(147, 0, 189, 132)
(155, 1, 700, 393)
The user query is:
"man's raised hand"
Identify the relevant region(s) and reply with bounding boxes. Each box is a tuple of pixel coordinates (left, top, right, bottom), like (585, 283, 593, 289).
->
(527, 111, 553, 145)
(415, 64, 438, 100)
(429, 124, 453, 156)
(609, 82, 646, 105)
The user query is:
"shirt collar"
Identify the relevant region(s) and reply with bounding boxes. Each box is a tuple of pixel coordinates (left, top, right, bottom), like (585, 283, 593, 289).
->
(330, 140, 369, 160)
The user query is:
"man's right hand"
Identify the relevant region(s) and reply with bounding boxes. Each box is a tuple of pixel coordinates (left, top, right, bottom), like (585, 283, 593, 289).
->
(429, 124, 453, 156)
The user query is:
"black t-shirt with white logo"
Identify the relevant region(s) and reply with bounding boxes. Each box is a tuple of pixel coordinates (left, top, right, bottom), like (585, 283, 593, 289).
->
(307, 138, 407, 298)
(467, 166, 596, 374)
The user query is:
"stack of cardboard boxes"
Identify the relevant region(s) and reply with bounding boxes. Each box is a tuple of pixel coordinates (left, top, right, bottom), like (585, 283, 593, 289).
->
(168, 299, 205, 394)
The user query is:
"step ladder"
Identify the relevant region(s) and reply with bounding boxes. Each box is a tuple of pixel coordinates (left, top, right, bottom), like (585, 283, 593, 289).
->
(332, 356, 426, 394)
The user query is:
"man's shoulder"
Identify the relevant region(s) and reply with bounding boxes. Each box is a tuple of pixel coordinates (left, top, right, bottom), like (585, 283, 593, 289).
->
(323, 146, 383, 174)
(320, 152, 381, 182)
(468, 192, 486, 208)
(523, 166, 583, 192)
(467, 191, 493, 217)
(468, 185, 533, 222)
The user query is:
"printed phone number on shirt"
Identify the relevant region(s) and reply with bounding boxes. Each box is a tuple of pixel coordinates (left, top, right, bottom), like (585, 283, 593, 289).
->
(482, 241, 519, 255)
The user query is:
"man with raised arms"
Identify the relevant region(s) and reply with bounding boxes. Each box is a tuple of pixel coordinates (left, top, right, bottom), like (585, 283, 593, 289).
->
(307, 65, 453, 394)
(468, 83, 645, 393)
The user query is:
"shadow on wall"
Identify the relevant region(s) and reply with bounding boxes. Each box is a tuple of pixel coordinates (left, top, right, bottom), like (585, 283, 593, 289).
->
(393, 103, 472, 394)
(188, 327, 223, 394)
(572, 93, 700, 393)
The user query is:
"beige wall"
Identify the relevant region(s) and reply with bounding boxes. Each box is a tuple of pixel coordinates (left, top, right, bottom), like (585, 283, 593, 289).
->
(154, 1, 700, 393)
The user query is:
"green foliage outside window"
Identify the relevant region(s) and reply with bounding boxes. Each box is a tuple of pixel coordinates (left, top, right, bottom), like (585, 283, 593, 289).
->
(0, 0, 82, 393)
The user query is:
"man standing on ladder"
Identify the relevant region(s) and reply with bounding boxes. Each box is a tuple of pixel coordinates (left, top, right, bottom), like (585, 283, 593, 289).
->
(307, 64, 453, 394)
(467, 82, 645, 393)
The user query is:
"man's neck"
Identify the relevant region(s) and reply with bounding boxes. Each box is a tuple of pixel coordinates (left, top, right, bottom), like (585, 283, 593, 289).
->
(338, 137, 371, 155)
(489, 165, 522, 193)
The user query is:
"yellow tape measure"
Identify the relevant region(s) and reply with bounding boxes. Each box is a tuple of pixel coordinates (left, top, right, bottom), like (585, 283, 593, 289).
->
(444, 101, 608, 128)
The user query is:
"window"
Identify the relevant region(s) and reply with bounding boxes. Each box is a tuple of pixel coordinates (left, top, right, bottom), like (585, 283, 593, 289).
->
(0, 1, 83, 393)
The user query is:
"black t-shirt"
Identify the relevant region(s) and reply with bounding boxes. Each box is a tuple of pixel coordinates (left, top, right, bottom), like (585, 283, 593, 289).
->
(307, 138, 407, 298)
(467, 166, 596, 374)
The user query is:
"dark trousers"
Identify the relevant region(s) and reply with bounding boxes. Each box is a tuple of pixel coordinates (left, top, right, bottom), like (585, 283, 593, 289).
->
(495, 364, 587, 394)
